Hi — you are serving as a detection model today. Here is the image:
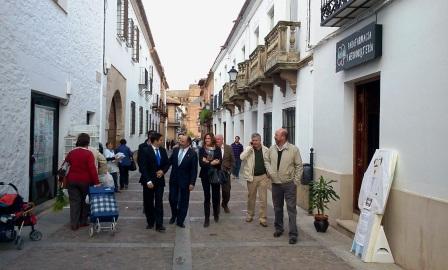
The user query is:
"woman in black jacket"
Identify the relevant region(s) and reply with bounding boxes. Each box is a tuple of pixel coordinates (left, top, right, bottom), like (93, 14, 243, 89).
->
(199, 133, 222, 227)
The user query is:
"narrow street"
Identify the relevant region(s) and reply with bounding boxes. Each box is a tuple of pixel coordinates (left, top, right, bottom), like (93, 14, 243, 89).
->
(0, 171, 401, 270)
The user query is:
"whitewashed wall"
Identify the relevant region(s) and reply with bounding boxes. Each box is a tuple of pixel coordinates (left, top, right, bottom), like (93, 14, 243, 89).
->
(0, 0, 103, 199)
(104, 0, 162, 151)
(312, 0, 448, 199)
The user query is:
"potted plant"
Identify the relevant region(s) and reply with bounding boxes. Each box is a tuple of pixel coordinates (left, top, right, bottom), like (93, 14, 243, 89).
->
(310, 176, 340, 233)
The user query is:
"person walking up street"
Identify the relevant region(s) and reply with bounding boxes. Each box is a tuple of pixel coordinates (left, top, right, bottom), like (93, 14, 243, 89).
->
(138, 132, 170, 232)
(116, 139, 133, 190)
(168, 135, 198, 228)
(231, 136, 244, 179)
(240, 133, 270, 227)
(265, 128, 303, 245)
(215, 134, 235, 213)
(64, 133, 100, 231)
(104, 142, 120, 192)
(199, 133, 222, 227)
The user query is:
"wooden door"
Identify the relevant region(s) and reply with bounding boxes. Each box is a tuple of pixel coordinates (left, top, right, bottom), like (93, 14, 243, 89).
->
(354, 79, 380, 212)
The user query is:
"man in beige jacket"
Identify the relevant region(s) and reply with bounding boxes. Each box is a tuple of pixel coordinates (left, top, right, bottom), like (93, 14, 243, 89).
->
(240, 133, 270, 227)
(265, 128, 303, 244)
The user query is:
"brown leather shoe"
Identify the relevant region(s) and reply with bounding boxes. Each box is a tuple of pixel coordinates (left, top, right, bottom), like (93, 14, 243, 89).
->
(222, 205, 230, 213)
(245, 217, 253, 223)
(259, 221, 268, 227)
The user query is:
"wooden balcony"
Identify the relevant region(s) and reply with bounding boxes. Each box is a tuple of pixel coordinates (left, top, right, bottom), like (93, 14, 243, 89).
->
(248, 45, 273, 104)
(264, 21, 306, 96)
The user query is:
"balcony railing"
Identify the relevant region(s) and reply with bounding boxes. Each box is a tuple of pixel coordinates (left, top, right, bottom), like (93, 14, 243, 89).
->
(321, 0, 381, 27)
(265, 21, 300, 74)
(264, 20, 305, 95)
(248, 45, 267, 86)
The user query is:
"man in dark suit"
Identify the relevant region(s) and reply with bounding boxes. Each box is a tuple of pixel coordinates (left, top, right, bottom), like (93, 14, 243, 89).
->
(138, 132, 170, 232)
(168, 135, 198, 228)
(215, 134, 235, 213)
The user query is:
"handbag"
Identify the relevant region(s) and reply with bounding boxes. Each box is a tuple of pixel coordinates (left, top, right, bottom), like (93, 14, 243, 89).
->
(208, 167, 221, 184)
(57, 160, 69, 188)
(218, 170, 230, 185)
(129, 158, 137, 171)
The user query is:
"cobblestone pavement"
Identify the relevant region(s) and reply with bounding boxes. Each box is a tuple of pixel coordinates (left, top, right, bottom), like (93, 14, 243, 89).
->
(0, 172, 402, 270)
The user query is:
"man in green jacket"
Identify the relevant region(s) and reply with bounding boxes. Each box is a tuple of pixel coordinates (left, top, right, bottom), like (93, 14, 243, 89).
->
(265, 128, 303, 244)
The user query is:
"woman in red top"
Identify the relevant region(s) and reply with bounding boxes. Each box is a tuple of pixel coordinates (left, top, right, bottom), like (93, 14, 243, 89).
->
(65, 133, 100, 230)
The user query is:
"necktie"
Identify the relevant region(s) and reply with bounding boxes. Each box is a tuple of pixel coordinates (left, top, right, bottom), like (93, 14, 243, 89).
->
(155, 149, 161, 167)
(178, 148, 184, 166)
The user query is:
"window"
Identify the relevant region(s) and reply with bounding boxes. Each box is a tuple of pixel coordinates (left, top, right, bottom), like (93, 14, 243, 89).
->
(282, 107, 296, 144)
(263, 112, 272, 147)
(127, 18, 134, 47)
(149, 114, 152, 131)
(132, 26, 139, 62)
(254, 26, 260, 46)
(149, 66, 154, 94)
(146, 110, 149, 133)
(242, 46, 246, 59)
(139, 106, 143, 134)
(117, 0, 128, 40)
(268, 6, 275, 30)
(130, 101, 136, 135)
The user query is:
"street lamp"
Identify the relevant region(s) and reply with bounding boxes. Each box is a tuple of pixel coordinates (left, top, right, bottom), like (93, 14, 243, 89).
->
(228, 66, 238, 82)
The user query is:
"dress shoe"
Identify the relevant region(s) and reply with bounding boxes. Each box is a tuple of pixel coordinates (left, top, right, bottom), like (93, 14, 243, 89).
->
(259, 221, 268, 227)
(289, 237, 298, 245)
(222, 205, 230, 213)
(214, 215, 219, 223)
(124, 185, 128, 190)
(146, 224, 154, 229)
(169, 217, 176, 224)
(245, 217, 253, 223)
(176, 223, 185, 228)
(156, 226, 166, 232)
(273, 231, 283, 238)
(203, 218, 210, 228)
(71, 225, 79, 231)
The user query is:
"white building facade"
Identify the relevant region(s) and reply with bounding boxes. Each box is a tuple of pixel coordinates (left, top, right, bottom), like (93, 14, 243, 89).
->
(210, 0, 448, 269)
(0, 0, 103, 203)
(103, 0, 168, 151)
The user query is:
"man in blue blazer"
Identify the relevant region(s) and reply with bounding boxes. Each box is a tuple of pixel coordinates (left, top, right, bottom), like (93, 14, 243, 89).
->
(138, 132, 170, 232)
(169, 135, 198, 228)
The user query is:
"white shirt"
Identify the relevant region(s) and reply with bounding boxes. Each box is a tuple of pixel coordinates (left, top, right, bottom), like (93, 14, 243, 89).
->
(221, 145, 225, 159)
(178, 146, 190, 165)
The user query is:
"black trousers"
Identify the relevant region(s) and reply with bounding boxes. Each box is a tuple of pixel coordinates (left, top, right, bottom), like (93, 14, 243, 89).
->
(201, 177, 220, 218)
(119, 166, 129, 188)
(67, 182, 89, 227)
(221, 173, 231, 207)
(111, 172, 118, 191)
(169, 181, 190, 225)
(143, 184, 164, 228)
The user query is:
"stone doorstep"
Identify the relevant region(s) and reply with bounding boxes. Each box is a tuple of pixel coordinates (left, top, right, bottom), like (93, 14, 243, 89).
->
(335, 219, 357, 238)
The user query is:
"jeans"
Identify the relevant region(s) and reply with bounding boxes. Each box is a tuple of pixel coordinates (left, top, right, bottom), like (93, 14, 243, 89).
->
(272, 181, 298, 238)
(233, 159, 241, 178)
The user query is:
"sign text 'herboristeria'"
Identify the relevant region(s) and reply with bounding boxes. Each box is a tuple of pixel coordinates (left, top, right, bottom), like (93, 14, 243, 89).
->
(336, 23, 382, 72)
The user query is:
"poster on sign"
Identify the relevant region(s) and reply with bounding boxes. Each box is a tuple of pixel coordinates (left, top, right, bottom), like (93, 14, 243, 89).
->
(351, 149, 398, 262)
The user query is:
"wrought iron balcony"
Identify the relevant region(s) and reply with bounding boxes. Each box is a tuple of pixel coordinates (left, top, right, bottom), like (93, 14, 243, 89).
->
(321, 0, 381, 27)
(265, 21, 305, 95)
(248, 45, 273, 104)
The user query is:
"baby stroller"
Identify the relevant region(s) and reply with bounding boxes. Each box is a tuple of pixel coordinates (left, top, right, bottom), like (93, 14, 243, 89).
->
(0, 182, 42, 250)
(88, 186, 118, 237)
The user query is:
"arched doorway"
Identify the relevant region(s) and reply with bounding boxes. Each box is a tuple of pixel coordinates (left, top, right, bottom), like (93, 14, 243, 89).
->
(107, 91, 123, 148)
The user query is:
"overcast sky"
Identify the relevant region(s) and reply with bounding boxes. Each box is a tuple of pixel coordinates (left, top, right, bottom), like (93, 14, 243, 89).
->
(142, 0, 245, 90)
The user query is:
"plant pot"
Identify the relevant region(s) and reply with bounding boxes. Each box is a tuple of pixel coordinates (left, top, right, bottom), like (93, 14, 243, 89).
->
(314, 214, 329, 233)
